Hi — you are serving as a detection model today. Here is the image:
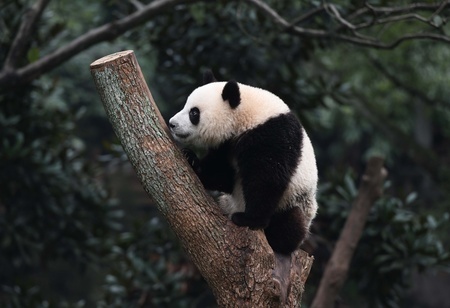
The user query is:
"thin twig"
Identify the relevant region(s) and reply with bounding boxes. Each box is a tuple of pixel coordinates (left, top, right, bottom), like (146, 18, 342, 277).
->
(289, 5, 325, 27)
(340, 1, 449, 30)
(429, 0, 449, 21)
(325, 3, 356, 30)
(244, 0, 450, 49)
(129, 0, 145, 11)
(354, 13, 437, 30)
(365, 1, 449, 14)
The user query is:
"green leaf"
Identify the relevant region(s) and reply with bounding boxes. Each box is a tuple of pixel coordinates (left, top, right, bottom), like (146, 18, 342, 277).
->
(27, 47, 40, 63)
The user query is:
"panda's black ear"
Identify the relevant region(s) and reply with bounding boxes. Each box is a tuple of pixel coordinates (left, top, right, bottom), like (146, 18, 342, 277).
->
(222, 80, 240, 109)
(203, 69, 217, 84)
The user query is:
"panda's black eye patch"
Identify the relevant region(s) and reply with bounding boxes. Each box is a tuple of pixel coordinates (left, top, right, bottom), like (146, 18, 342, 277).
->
(189, 107, 200, 125)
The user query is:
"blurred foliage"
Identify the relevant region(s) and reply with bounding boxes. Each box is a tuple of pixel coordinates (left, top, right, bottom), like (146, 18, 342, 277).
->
(0, 85, 119, 305)
(1, 0, 450, 307)
(98, 217, 211, 308)
(311, 174, 450, 307)
(145, 1, 320, 120)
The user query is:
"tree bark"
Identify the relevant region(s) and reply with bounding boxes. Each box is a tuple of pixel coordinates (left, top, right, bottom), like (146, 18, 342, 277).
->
(311, 157, 387, 308)
(90, 50, 313, 307)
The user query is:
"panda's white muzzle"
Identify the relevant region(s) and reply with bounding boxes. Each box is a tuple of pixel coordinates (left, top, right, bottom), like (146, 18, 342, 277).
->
(168, 117, 191, 142)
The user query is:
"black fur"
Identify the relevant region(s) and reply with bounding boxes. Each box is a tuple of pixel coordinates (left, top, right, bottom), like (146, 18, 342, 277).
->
(221, 81, 241, 109)
(189, 142, 235, 194)
(182, 148, 201, 172)
(231, 112, 303, 230)
(189, 107, 200, 125)
(187, 112, 304, 254)
(203, 69, 217, 84)
(265, 207, 307, 255)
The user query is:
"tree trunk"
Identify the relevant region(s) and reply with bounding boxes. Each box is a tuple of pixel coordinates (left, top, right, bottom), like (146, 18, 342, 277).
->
(90, 50, 313, 307)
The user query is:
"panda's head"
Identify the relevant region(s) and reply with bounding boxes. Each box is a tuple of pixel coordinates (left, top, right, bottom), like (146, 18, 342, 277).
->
(169, 71, 289, 149)
(169, 72, 241, 148)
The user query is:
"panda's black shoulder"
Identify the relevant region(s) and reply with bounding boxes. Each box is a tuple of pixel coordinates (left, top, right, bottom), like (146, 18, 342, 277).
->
(233, 111, 303, 168)
(236, 111, 302, 147)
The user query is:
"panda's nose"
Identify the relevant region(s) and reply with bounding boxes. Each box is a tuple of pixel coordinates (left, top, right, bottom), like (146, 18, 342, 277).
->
(168, 119, 177, 129)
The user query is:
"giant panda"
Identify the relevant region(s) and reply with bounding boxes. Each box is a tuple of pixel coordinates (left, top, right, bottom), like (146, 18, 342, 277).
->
(169, 71, 318, 255)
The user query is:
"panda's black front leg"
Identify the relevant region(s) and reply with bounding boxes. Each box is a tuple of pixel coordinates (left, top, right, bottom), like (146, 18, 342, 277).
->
(183, 145, 234, 194)
(230, 179, 281, 230)
(232, 152, 290, 230)
(229, 166, 286, 230)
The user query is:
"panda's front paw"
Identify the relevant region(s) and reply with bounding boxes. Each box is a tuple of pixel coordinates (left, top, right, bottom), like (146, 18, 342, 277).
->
(231, 212, 269, 230)
(181, 148, 200, 171)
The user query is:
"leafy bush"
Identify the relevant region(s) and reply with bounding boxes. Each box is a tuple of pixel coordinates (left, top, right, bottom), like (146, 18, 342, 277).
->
(316, 173, 450, 307)
(0, 89, 120, 305)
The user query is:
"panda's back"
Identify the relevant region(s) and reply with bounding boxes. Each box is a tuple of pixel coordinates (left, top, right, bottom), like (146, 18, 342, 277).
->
(235, 83, 290, 134)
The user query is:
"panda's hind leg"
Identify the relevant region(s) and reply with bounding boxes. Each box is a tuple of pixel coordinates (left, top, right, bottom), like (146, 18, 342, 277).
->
(264, 207, 308, 255)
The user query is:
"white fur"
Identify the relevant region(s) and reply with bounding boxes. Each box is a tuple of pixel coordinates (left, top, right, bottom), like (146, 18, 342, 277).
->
(280, 129, 318, 227)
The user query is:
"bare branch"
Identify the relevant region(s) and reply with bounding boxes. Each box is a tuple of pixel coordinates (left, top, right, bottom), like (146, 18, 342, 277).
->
(351, 1, 449, 28)
(344, 1, 449, 30)
(0, 0, 201, 88)
(2, 0, 449, 88)
(244, 0, 450, 49)
(325, 3, 356, 30)
(429, 0, 449, 20)
(244, 0, 290, 28)
(3, 0, 51, 71)
(380, 32, 450, 48)
(289, 6, 325, 27)
(378, 13, 433, 26)
(354, 13, 437, 30)
(365, 1, 450, 15)
(129, 0, 145, 11)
